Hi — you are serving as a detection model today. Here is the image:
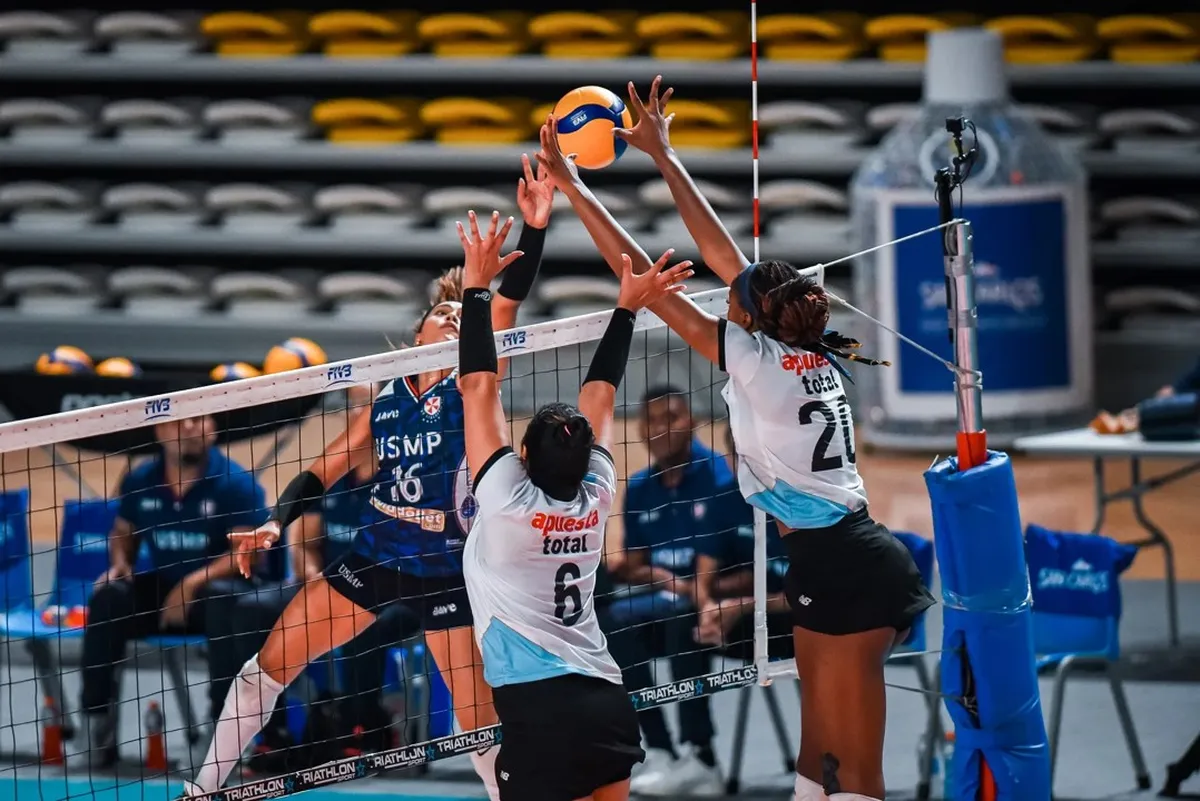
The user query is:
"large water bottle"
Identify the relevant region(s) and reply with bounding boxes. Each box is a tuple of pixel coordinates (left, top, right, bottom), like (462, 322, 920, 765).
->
(849, 28, 1093, 448)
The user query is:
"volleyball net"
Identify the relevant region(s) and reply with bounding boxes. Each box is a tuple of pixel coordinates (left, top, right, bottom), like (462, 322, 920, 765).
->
(0, 276, 822, 799)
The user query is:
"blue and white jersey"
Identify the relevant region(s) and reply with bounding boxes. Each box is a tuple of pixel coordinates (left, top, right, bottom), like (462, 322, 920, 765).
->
(351, 374, 477, 577)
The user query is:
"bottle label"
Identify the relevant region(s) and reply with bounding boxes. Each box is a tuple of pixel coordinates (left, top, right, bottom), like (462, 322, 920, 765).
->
(871, 184, 1092, 422)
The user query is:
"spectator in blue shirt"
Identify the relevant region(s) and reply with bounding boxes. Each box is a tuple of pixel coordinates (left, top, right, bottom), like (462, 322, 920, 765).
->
(82, 414, 268, 768)
(206, 392, 420, 769)
(695, 427, 795, 662)
(604, 385, 737, 797)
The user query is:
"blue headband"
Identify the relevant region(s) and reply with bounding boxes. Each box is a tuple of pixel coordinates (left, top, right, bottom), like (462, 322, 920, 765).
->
(731, 263, 760, 322)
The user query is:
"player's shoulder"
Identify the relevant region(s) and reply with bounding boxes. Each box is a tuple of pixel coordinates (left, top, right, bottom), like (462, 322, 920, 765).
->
(206, 450, 259, 491)
(121, 457, 161, 489)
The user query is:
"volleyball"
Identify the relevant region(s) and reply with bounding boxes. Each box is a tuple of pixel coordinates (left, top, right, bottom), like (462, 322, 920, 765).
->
(552, 86, 633, 170)
(35, 346, 94, 375)
(95, 357, 142, 378)
(262, 337, 327, 374)
(210, 362, 261, 382)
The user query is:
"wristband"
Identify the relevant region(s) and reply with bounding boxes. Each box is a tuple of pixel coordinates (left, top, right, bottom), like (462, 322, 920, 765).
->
(272, 470, 325, 530)
(497, 223, 546, 302)
(458, 287, 499, 376)
(583, 307, 636, 389)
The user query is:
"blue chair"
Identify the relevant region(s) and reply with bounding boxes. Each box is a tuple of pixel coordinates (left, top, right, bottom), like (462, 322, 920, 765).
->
(1026, 524, 1151, 793)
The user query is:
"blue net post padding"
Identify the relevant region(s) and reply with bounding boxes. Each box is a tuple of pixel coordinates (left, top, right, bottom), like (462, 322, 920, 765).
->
(925, 450, 1052, 801)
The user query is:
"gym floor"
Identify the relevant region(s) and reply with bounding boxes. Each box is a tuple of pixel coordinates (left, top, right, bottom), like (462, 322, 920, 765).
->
(1, 418, 1198, 800)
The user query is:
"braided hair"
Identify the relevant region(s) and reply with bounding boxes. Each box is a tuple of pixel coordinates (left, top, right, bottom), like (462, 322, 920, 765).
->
(737, 260, 889, 374)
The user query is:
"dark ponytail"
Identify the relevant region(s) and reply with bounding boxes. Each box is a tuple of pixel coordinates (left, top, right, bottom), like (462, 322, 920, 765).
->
(522, 402, 596, 501)
(746, 260, 890, 372)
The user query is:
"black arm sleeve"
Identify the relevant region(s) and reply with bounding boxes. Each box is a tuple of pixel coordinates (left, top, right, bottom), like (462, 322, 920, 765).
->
(271, 470, 325, 529)
(497, 222, 546, 302)
(583, 307, 636, 389)
(458, 287, 498, 376)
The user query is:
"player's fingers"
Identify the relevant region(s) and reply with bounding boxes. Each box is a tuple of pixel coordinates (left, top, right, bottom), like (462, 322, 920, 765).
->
(661, 86, 674, 108)
(496, 214, 515, 246)
(626, 81, 647, 116)
(661, 262, 694, 283)
(535, 158, 549, 183)
(521, 152, 535, 185)
(649, 75, 662, 111)
(619, 253, 635, 276)
(652, 248, 676, 272)
(455, 220, 471, 249)
(500, 250, 524, 269)
(517, 177, 526, 199)
(613, 127, 632, 141)
(468, 209, 482, 242)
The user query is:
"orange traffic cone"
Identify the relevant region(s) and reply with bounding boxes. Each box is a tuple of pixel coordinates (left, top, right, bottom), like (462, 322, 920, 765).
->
(144, 701, 166, 771)
(41, 696, 64, 765)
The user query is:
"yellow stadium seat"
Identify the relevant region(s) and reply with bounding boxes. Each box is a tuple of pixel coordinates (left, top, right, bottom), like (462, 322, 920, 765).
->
(421, 98, 533, 145)
(636, 12, 747, 60)
(985, 15, 1099, 64)
(1097, 15, 1200, 63)
(417, 13, 528, 57)
(308, 11, 419, 57)
(201, 11, 308, 57)
(864, 14, 977, 62)
(757, 14, 866, 61)
(312, 98, 423, 144)
(528, 12, 639, 58)
(659, 100, 749, 149)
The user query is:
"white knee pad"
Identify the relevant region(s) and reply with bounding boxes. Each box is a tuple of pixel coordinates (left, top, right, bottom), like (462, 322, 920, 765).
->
(793, 773, 829, 801)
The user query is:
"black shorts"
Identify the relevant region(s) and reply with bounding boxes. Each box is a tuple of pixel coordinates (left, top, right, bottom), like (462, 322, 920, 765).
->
(324, 550, 474, 630)
(493, 673, 645, 801)
(783, 508, 936, 636)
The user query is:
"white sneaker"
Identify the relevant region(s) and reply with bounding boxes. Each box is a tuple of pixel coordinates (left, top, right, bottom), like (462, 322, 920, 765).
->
(633, 748, 723, 796)
(629, 748, 676, 794)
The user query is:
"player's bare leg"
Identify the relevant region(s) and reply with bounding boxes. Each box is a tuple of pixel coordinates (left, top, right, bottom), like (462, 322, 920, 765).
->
(427, 624, 500, 800)
(184, 578, 376, 796)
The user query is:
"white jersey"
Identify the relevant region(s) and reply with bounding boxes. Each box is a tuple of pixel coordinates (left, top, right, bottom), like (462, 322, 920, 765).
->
(719, 320, 868, 529)
(464, 446, 623, 688)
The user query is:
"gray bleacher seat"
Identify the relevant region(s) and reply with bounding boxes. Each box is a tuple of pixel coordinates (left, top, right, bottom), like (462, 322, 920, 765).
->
(538, 275, 621, 317)
(314, 184, 419, 234)
(210, 270, 311, 319)
(2, 266, 100, 314)
(639, 179, 751, 240)
(0, 12, 88, 58)
(758, 100, 866, 153)
(108, 265, 209, 317)
(865, 103, 919, 136)
(1105, 286, 1200, 322)
(423, 187, 516, 234)
(759, 180, 850, 252)
(1020, 104, 1098, 152)
(1097, 109, 1200, 155)
(318, 271, 422, 322)
(0, 98, 91, 144)
(549, 187, 650, 241)
(203, 99, 307, 146)
(205, 183, 309, 233)
(1099, 196, 1200, 241)
(94, 12, 198, 59)
(101, 183, 202, 232)
(100, 99, 198, 145)
(0, 181, 92, 230)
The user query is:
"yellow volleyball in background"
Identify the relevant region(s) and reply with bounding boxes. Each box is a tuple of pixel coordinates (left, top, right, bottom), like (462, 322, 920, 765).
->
(552, 85, 634, 170)
(95, 357, 143, 378)
(35, 346, 94, 375)
(210, 362, 262, 382)
(263, 337, 327, 374)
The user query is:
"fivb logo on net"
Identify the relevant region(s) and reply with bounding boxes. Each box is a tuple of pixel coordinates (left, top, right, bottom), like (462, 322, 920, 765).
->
(143, 396, 172, 422)
(325, 363, 354, 389)
(1037, 558, 1111, 595)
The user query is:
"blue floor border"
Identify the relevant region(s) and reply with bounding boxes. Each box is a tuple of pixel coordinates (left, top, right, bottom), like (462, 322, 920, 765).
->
(0, 777, 479, 801)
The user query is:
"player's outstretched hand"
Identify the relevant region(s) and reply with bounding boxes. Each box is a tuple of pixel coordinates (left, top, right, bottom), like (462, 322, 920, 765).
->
(616, 249, 692, 312)
(615, 75, 675, 160)
(536, 116, 581, 190)
(516, 152, 555, 229)
(229, 521, 281, 579)
(457, 210, 523, 290)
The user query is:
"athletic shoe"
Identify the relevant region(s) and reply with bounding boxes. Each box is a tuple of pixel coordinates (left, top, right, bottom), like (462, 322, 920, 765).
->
(629, 748, 675, 794)
(85, 713, 118, 769)
(633, 747, 723, 796)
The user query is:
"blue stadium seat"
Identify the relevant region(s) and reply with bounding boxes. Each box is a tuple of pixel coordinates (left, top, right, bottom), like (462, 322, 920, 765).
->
(1026, 524, 1152, 794)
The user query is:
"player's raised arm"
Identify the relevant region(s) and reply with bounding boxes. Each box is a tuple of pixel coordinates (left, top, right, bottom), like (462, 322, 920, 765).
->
(578, 252, 692, 451)
(536, 120, 723, 366)
(457, 210, 525, 486)
(615, 75, 750, 286)
(491, 154, 554, 380)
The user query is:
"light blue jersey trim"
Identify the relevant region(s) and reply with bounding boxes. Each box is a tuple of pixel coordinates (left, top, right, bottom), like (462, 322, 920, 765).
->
(747, 480, 850, 529)
(481, 618, 586, 687)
